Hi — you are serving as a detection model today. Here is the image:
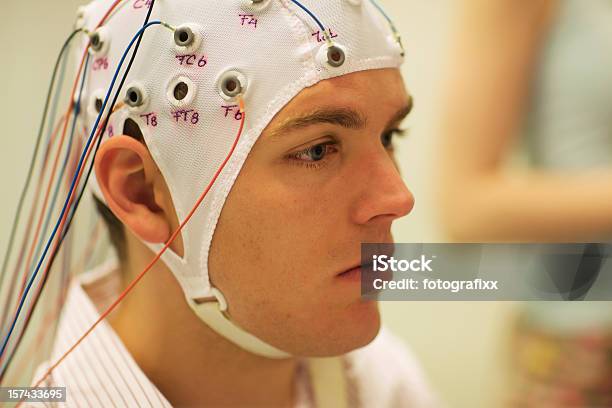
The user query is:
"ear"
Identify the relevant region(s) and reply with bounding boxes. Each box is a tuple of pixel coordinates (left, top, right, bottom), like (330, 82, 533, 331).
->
(95, 135, 173, 245)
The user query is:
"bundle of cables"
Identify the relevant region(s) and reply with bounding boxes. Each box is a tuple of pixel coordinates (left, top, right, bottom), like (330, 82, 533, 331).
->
(0, 0, 401, 398)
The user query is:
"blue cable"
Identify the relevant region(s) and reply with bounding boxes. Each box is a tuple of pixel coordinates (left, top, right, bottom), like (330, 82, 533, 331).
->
(368, 0, 404, 56)
(0, 87, 69, 333)
(368, 0, 394, 26)
(289, 0, 326, 33)
(0, 55, 75, 342)
(0, 29, 80, 331)
(0, 21, 163, 361)
(0, 58, 71, 344)
(0, 57, 91, 370)
(26, 56, 90, 292)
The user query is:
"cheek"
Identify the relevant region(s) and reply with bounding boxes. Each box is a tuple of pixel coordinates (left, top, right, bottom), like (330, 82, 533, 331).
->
(211, 176, 345, 290)
(210, 176, 337, 300)
(207, 164, 379, 354)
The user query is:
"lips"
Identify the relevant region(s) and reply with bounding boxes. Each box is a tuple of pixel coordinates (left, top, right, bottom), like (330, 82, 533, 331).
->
(337, 260, 372, 276)
(340, 262, 366, 272)
(338, 244, 395, 273)
(336, 242, 396, 282)
(337, 265, 362, 282)
(336, 262, 391, 299)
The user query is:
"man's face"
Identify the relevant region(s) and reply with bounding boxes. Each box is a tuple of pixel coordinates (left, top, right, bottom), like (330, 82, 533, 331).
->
(208, 68, 414, 357)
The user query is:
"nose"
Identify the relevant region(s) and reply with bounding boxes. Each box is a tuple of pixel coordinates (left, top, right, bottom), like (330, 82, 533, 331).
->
(351, 150, 415, 225)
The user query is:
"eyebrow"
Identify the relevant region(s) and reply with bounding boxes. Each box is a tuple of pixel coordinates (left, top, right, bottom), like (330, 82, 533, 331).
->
(267, 95, 413, 142)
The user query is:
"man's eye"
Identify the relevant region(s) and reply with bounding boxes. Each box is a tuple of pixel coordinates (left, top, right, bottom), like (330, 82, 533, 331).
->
(292, 142, 338, 163)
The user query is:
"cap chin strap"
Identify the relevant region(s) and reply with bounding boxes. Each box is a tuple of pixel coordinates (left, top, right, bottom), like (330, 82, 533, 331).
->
(187, 288, 348, 406)
(187, 288, 292, 359)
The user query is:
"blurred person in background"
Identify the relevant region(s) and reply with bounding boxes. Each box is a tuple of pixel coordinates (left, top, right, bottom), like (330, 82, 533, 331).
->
(435, 0, 612, 406)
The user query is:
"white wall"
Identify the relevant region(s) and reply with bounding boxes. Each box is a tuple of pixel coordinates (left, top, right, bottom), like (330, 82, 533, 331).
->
(381, 2, 518, 406)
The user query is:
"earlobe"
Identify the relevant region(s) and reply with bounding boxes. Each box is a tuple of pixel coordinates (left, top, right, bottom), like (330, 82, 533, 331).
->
(95, 136, 172, 244)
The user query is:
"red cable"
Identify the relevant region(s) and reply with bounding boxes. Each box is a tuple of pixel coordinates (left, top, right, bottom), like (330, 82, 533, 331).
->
(14, 0, 125, 303)
(0, 0, 126, 367)
(3, 223, 102, 386)
(18, 86, 82, 303)
(1, 114, 68, 318)
(12, 3, 248, 398)
(29, 105, 247, 392)
(0, 120, 107, 370)
(0, 114, 67, 371)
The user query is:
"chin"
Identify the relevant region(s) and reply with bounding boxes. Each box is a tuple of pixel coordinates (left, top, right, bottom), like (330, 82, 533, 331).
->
(343, 299, 382, 350)
(302, 299, 381, 357)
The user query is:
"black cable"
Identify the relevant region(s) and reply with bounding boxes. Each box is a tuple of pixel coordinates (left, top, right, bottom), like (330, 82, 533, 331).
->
(0, 28, 82, 332)
(0, 1, 157, 383)
(0, 51, 90, 386)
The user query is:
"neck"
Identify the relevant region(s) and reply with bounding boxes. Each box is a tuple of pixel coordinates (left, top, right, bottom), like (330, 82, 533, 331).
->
(106, 236, 299, 407)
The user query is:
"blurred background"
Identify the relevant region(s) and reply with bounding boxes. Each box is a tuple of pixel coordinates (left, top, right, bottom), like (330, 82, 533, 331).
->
(1, 0, 611, 407)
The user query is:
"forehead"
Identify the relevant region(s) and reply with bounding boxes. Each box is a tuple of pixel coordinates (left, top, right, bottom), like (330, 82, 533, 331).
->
(265, 68, 408, 130)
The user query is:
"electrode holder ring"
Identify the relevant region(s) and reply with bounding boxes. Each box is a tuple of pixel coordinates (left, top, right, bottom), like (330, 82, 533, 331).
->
(217, 70, 248, 101)
(89, 27, 110, 55)
(124, 83, 149, 112)
(173, 24, 203, 53)
(317, 43, 348, 68)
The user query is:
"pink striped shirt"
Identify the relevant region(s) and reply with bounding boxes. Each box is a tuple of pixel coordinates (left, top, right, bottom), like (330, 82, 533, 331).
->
(28, 262, 438, 407)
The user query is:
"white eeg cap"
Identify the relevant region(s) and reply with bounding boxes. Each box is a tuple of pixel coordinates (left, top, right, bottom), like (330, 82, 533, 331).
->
(77, 0, 404, 358)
